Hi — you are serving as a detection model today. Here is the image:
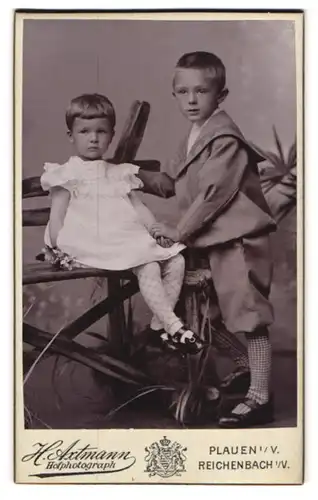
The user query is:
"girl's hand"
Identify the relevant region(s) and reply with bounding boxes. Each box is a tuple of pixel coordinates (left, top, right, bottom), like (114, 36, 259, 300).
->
(156, 236, 174, 248)
(150, 222, 181, 242)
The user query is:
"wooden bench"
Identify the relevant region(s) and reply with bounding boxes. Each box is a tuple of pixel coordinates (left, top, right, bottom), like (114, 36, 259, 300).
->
(23, 100, 161, 387)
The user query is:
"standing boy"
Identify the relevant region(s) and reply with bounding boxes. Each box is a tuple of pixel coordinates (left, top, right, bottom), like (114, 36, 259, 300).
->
(137, 52, 277, 427)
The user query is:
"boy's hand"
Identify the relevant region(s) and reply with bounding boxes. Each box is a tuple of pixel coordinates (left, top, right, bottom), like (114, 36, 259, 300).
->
(150, 222, 181, 242)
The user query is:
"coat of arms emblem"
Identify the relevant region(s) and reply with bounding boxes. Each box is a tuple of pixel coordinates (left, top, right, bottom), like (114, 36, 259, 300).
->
(145, 436, 187, 478)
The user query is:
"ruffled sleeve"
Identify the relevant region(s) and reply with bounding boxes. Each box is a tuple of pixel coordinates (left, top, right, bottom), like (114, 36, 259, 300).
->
(107, 163, 143, 192)
(40, 162, 77, 193)
(125, 173, 143, 191)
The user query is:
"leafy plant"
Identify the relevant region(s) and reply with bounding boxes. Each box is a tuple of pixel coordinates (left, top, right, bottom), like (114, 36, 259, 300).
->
(249, 127, 297, 223)
(251, 126, 296, 178)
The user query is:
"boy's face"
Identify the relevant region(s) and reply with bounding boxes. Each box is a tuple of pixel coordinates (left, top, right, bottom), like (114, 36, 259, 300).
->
(68, 117, 113, 161)
(173, 68, 222, 126)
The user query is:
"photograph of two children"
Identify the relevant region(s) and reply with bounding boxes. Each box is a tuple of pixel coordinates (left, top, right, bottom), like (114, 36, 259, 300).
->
(15, 11, 303, 484)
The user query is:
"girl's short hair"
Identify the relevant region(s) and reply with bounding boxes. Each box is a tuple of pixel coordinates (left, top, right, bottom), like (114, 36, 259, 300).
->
(65, 93, 116, 131)
(175, 51, 226, 92)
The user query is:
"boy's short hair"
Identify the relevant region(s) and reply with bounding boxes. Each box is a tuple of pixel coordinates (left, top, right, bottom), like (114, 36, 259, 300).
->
(175, 51, 226, 92)
(66, 93, 116, 131)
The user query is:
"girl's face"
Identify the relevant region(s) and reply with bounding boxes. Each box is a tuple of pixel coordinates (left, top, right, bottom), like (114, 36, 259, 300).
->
(173, 68, 225, 126)
(68, 117, 113, 161)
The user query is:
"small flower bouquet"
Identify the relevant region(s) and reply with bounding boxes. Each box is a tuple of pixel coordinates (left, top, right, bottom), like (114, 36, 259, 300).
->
(36, 245, 78, 271)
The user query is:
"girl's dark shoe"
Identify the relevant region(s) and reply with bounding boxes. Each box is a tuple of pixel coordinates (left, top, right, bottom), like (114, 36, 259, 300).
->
(158, 332, 180, 353)
(220, 367, 251, 394)
(146, 328, 179, 353)
(218, 397, 274, 428)
(147, 327, 206, 355)
(169, 327, 206, 355)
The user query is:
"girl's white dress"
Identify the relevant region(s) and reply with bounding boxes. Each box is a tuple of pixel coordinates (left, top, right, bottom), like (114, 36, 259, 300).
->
(41, 156, 184, 270)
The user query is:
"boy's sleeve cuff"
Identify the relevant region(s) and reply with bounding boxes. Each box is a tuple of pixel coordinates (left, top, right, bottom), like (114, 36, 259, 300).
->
(175, 227, 187, 243)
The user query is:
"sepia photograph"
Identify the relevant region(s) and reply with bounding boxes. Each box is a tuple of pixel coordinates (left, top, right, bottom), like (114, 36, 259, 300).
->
(15, 10, 303, 484)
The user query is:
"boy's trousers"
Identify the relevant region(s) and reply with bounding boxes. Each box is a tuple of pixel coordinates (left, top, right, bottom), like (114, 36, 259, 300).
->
(206, 233, 274, 334)
(188, 234, 274, 335)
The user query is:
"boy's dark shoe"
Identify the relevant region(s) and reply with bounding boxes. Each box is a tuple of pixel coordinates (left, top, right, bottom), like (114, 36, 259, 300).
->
(218, 397, 274, 428)
(220, 367, 251, 394)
